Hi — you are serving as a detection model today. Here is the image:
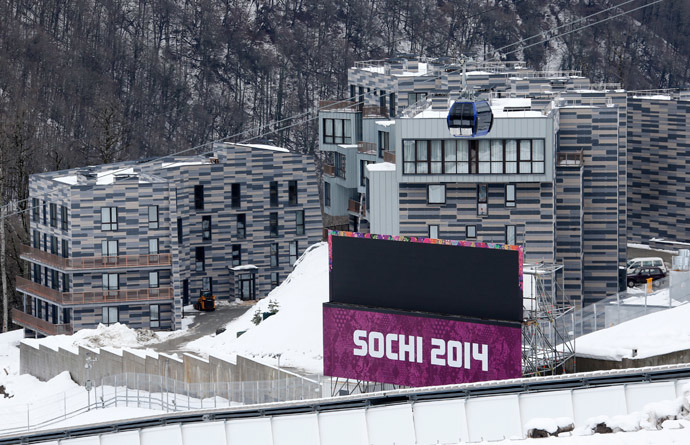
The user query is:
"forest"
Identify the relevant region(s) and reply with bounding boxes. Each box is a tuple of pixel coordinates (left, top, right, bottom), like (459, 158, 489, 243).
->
(0, 0, 688, 328)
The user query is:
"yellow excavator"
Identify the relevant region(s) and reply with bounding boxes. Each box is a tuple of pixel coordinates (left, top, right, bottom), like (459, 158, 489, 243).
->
(193, 291, 216, 311)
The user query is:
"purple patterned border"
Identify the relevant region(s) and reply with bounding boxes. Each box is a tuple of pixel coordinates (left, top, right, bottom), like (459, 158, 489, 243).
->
(328, 230, 524, 290)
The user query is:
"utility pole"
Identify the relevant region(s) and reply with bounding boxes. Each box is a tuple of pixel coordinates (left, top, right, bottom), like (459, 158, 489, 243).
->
(0, 159, 7, 333)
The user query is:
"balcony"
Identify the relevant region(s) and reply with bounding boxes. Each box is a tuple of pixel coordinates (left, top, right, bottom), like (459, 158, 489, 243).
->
(557, 151, 584, 167)
(357, 142, 377, 155)
(20, 245, 172, 272)
(362, 106, 389, 118)
(348, 199, 366, 217)
(383, 150, 396, 164)
(11, 308, 73, 335)
(323, 164, 335, 177)
(16, 276, 173, 306)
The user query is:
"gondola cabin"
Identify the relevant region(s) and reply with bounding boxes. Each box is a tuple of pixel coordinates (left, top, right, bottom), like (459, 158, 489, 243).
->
(447, 100, 494, 137)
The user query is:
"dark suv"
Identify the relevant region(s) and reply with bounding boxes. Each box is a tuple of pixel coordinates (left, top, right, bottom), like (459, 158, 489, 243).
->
(627, 267, 666, 288)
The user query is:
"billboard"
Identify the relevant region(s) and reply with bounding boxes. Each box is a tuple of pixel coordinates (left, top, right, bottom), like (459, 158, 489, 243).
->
(325, 232, 523, 386)
(323, 304, 522, 386)
(329, 232, 523, 322)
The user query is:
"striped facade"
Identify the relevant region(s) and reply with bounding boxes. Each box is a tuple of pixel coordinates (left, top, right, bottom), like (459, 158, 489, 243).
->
(15, 143, 322, 336)
(627, 95, 690, 244)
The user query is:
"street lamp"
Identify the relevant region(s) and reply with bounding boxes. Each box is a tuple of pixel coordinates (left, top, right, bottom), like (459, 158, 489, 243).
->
(84, 352, 97, 411)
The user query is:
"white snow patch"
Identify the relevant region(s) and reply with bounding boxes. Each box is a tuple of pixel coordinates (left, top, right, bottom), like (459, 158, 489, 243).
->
(54, 175, 79, 185)
(375, 120, 396, 127)
(161, 161, 205, 169)
(96, 168, 135, 184)
(367, 162, 396, 172)
(236, 143, 289, 153)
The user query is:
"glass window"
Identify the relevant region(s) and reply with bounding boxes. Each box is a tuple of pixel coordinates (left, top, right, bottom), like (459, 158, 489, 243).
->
(533, 139, 545, 173)
(506, 225, 516, 245)
(194, 185, 204, 210)
(269, 181, 278, 207)
(296, 210, 305, 235)
(324, 182, 331, 207)
(491, 140, 503, 173)
(150, 305, 160, 329)
(270, 243, 279, 267)
(149, 271, 159, 288)
(427, 185, 446, 204)
(288, 180, 298, 206)
(430, 141, 443, 174)
(416, 141, 428, 174)
(519, 140, 532, 173)
(49, 203, 57, 228)
(102, 273, 119, 290)
(202, 216, 212, 241)
(60, 205, 68, 231)
(506, 184, 516, 207)
(148, 239, 159, 254)
(195, 246, 205, 271)
(505, 140, 518, 174)
(269, 212, 278, 237)
(61, 239, 69, 258)
(101, 207, 118, 231)
(477, 184, 488, 216)
(237, 214, 246, 239)
(478, 140, 491, 174)
(177, 218, 183, 244)
(43, 201, 46, 225)
(32, 198, 40, 222)
(378, 131, 389, 157)
(466, 225, 477, 239)
(32, 230, 39, 249)
(323, 118, 352, 144)
(50, 235, 58, 255)
(101, 240, 118, 256)
(102, 306, 119, 325)
(429, 225, 439, 239)
(148, 206, 159, 229)
(202, 277, 212, 292)
(232, 245, 242, 267)
(231, 183, 241, 208)
(289, 241, 298, 266)
(457, 140, 469, 173)
(61, 273, 69, 292)
(444, 140, 457, 173)
(403, 140, 416, 174)
(271, 272, 279, 288)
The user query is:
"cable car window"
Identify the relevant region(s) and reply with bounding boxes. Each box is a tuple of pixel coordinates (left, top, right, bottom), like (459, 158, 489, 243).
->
(505, 140, 517, 173)
(430, 141, 443, 174)
(478, 140, 490, 173)
(519, 140, 532, 173)
(491, 140, 503, 173)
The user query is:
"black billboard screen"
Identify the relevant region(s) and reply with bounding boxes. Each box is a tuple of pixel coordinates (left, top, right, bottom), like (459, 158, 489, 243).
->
(328, 232, 523, 323)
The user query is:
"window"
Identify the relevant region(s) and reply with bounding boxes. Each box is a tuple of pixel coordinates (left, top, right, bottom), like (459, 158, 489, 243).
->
(429, 225, 439, 239)
(148, 239, 159, 254)
(102, 273, 119, 290)
(271, 272, 279, 288)
(477, 184, 488, 216)
(237, 214, 246, 239)
(269, 212, 278, 237)
(378, 131, 389, 158)
(232, 245, 242, 267)
(506, 184, 516, 207)
(289, 241, 298, 266)
(148, 206, 159, 229)
(149, 271, 159, 288)
(427, 185, 446, 204)
(61, 273, 69, 292)
(32, 198, 39, 222)
(43, 234, 47, 252)
(43, 265, 48, 286)
(150, 305, 160, 329)
(270, 243, 278, 267)
(101, 207, 118, 231)
(43, 201, 47, 225)
(269, 181, 278, 207)
(506, 225, 517, 245)
(195, 246, 205, 271)
(102, 307, 119, 325)
(324, 182, 331, 207)
(51, 269, 60, 290)
(63, 308, 71, 324)
(323, 118, 352, 144)
(33, 264, 41, 284)
(407, 92, 427, 106)
(202, 216, 212, 241)
(466, 225, 477, 239)
(202, 277, 212, 292)
(49, 203, 57, 228)
(61, 239, 69, 258)
(32, 230, 39, 248)
(177, 218, 183, 244)
(379, 89, 387, 110)
(296, 210, 305, 235)
(50, 235, 58, 255)
(288, 180, 298, 206)
(389, 92, 396, 117)
(60, 206, 68, 231)
(360, 160, 373, 187)
(334, 152, 346, 179)
(194, 185, 204, 210)
(231, 183, 241, 208)
(101, 240, 118, 256)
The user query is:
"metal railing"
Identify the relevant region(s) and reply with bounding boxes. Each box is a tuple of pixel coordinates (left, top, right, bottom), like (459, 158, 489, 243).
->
(348, 199, 365, 217)
(10, 308, 73, 335)
(322, 164, 335, 176)
(362, 105, 388, 118)
(383, 150, 396, 164)
(16, 276, 173, 305)
(357, 142, 377, 155)
(20, 245, 172, 271)
(557, 151, 584, 167)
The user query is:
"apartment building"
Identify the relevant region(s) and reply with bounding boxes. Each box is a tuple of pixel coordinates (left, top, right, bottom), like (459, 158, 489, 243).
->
(14, 143, 322, 336)
(321, 56, 628, 304)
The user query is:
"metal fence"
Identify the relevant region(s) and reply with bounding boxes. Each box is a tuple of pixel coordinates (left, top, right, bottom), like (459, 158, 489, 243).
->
(0, 374, 323, 436)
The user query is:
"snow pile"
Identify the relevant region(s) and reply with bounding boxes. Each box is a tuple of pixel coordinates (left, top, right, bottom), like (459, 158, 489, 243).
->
(576, 303, 690, 360)
(23, 323, 166, 352)
(187, 242, 328, 374)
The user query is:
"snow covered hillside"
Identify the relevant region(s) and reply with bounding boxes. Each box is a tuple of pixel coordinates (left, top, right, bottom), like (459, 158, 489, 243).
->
(187, 242, 328, 374)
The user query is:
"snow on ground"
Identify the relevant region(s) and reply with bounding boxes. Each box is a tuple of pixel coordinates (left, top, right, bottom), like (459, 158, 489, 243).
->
(187, 242, 328, 374)
(576, 303, 690, 360)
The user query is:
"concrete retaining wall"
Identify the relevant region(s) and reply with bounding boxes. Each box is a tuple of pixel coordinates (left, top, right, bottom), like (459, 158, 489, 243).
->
(568, 349, 690, 373)
(19, 341, 309, 387)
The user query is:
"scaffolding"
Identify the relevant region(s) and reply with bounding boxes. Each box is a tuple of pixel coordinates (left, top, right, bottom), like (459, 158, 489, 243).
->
(522, 262, 576, 376)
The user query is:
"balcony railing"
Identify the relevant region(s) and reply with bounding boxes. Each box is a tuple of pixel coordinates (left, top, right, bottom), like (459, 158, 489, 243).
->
(362, 105, 388, 118)
(319, 100, 360, 112)
(383, 150, 396, 164)
(20, 245, 172, 271)
(557, 151, 584, 167)
(16, 276, 173, 305)
(357, 142, 377, 155)
(11, 308, 73, 335)
(323, 164, 335, 176)
(348, 199, 366, 217)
